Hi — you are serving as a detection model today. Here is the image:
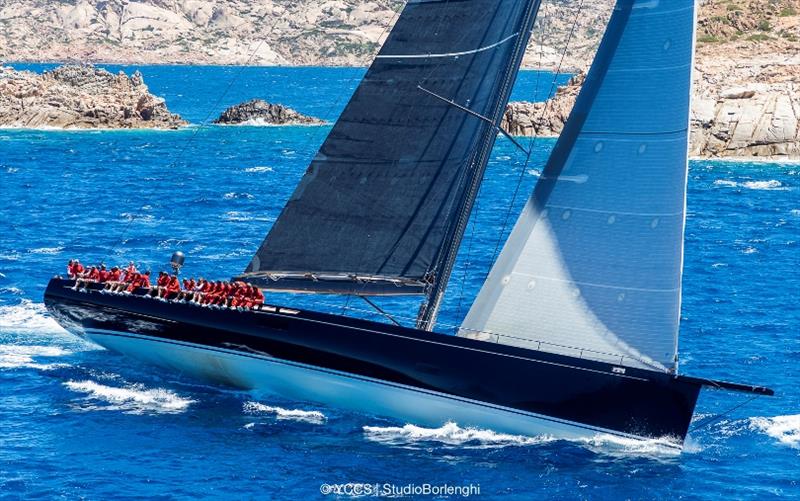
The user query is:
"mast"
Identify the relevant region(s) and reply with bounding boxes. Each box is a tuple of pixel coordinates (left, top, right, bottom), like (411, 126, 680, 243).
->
(416, 0, 543, 331)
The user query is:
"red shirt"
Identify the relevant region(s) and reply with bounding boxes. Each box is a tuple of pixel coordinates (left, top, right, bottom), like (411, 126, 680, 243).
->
(138, 275, 151, 288)
(252, 288, 264, 304)
(88, 268, 100, 281)
(166, 278, 180, 294)
(98, 270, 110, 282)
(74, 264, 85, 276)
(109, 269, 121, 281)
(157, 274, 169, 287)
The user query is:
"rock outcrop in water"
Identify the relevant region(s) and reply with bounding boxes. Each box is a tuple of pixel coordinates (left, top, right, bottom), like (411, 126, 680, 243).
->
(0, 65, 186, 129)
(214, 99, 324, 125)
(501, 73, 584, 138)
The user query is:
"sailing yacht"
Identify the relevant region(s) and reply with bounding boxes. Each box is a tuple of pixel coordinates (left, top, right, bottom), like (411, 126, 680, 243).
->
(45, 0, 772, 447)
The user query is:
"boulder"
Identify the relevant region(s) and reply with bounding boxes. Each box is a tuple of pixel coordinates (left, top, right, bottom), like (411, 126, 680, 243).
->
(214, 99, 325, 125)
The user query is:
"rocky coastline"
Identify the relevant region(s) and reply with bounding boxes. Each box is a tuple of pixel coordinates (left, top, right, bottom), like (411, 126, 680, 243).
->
(0, 65, 186, 129)
(502, 0, 800, 160)
(0, 0, 797, 158)
(214, 99, 324, 126)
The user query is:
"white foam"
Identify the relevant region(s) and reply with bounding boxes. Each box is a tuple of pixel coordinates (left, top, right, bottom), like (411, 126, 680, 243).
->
(363, 421, 682, 456)
(362, 422, 553, 449)
(0, 344, 72, 370)
(749, 414, 800, 449)
(222, 211, 275, 223)
(243, 401, 326, 424)
(27, 246, 64, 255)
(217, 119, 326, 127)
(243, 166, 274, 173)
(64, 380, 196, 414)
(575, 433, 683, 457)
(742, 180, 785, 190)
(714, 179, 788, 191)
(223, 192, 255, 200)
(0, 300, 67, 334)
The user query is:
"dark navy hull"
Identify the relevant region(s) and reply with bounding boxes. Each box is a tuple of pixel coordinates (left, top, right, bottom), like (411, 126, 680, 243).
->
(44, 278, 701, 444)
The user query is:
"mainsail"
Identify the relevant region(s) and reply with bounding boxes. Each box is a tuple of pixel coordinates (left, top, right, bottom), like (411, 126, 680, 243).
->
(460, 0, 697, 371)
(240, 0, 542, 298)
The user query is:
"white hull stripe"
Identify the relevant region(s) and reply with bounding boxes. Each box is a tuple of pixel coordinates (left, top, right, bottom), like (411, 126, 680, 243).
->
(82, 327, 674, 447)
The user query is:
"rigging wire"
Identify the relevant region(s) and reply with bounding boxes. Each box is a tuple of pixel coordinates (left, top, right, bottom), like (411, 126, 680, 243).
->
(688, 394, 762, 433)
(455, 1, 551, 321)
(484, 0, 585, 274)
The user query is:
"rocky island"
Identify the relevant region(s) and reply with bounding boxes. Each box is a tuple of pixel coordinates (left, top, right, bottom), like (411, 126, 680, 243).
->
(503, 0, 800, 159)
(214, 99, 324, 126)
(0, 65, 186, 129)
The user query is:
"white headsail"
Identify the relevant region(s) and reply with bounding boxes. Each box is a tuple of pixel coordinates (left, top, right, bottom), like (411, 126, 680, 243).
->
(460, 0, 697, 372)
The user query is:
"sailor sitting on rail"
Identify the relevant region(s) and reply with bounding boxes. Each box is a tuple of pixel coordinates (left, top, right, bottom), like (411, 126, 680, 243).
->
(71, 265, 99, 290)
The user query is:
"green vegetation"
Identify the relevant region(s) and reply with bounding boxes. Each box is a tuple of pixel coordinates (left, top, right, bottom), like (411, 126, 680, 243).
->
(698, 35, 722, 43)
(779, 7, 797, 17)
(747, 33, 772, 41)
(757, 19, 772, 31)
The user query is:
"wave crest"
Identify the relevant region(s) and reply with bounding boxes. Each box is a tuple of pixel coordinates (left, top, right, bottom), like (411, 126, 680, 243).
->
(0, 344, 71, 370)
(243, 401, 326, 424)
(363, 421, 683, 456)
(363, 422, 553, 449)
(64, 380, 196, 414)
(749, 414, 800, 449)
(243, 166, 274, 173)
(714, 179, 788, 191)
(0, 300, 67, 334)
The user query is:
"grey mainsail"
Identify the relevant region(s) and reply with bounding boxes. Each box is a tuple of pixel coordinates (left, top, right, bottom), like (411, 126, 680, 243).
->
(459, 0, 697, 371)
(240, 0, 542, 301)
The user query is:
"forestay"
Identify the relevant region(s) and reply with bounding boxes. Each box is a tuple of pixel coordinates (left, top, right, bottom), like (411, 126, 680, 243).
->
(460, 0, 697, 371)
(239, 0, 542, 296)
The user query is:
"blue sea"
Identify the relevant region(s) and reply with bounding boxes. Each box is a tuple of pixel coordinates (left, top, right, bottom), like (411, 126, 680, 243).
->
(0, 65, 798, 499)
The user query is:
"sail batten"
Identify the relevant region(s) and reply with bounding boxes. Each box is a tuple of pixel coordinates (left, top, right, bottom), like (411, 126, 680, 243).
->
(460, 0, 697, 371)
(243, 0, 542, 297)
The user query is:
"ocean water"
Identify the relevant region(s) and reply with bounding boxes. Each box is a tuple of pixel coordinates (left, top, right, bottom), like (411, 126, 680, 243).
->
(1, 65, 798, 499)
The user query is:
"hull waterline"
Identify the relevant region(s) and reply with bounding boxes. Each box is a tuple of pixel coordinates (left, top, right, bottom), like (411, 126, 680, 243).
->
(44, 278, 702, 447)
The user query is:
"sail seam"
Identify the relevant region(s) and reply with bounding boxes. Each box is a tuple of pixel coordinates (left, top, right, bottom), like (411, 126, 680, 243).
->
(376, 32, 519, 59)
(505, 273, 680, 293)
(544, 204, 683, 217)
(608, 63, 692, 73)
(578, 128, 689, 136)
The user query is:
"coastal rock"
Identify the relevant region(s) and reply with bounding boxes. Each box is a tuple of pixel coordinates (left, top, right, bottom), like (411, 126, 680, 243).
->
(214, 99, 324, 125)
(501, 72, 584, 138)
(0, 65, 186, 129)
(503, 54, 800, 159)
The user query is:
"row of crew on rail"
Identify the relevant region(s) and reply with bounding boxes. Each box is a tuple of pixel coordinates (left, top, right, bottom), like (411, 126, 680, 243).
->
(66, 259, 265, 310)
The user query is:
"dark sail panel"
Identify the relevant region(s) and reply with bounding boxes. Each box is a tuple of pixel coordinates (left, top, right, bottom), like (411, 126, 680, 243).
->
(241, 0, 541, 294)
